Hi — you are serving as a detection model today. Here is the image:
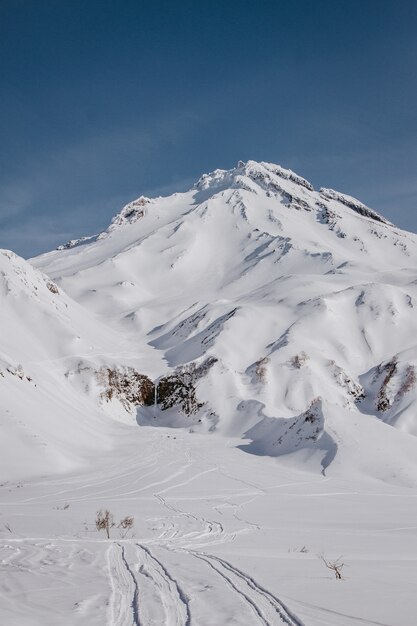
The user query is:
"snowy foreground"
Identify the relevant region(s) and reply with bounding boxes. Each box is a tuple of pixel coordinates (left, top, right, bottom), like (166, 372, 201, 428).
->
(2, 160, 417, 624)
(2, 419, 417, 626)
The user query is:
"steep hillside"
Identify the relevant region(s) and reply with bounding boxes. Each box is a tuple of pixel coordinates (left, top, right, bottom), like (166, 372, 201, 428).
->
(0, 249, 158, 479)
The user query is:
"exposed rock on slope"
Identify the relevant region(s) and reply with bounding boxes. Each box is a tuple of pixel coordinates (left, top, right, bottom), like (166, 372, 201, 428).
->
(94, 358, 218, 417)
(360, 350, 417, 435)
(155, 357, 218, 415)
(97, 367, 154, 411)
(239, 398, 337, 474)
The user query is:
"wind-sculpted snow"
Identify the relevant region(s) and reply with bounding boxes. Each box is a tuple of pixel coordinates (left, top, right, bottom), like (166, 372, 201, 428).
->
(238, 398, 337, 475)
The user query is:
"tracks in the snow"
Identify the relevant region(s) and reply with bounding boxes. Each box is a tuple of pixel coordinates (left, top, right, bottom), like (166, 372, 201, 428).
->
(107, 542, 190, 626)
(107, 543, 141, 626)
(191, 552, 304, 626)
(139, 546, 191, 626)
(104, 441, 302, 626)
(107, 542, 302, 626)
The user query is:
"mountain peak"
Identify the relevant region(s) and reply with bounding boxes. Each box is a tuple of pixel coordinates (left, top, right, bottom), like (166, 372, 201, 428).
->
(194, 159, 315, 193)
(55, 159, 396, 252)
(194, 160, 394, 228)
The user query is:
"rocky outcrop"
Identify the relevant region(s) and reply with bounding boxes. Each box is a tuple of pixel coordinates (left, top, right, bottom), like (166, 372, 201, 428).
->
(57, 235, 99, 250)
(376, 357, 398, 412)
(0, 362, 33, 382)
(319, 188, 391, 225)
(97, 367, 154, 411)
(107, 196, 151, 230)
(329, 361, 365, 405)
(96, 357, 217, 416)
(373, 357, 416, 413)
(239, 398, 337, 473)
(46, 281, 59, 294)
(155, 357, 218, 415)
(57, 198, 152, 250)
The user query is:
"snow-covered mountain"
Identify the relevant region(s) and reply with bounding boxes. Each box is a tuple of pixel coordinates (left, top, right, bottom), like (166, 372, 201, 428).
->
(3, 160, 417, 626)
(29, 159, 417, 477)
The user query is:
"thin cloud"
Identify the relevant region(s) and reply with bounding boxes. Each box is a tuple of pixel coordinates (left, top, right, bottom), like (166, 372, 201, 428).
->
(0, 109, 203, 256)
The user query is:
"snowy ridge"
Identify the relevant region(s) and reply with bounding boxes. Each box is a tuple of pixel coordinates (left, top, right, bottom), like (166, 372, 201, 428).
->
(319, 187, 391, 225)
(57, 160, 393, 252)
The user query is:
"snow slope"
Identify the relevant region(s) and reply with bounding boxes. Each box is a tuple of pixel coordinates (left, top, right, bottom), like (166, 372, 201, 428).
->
(0, 249, 160, 480)
(2, 160, 417, 625)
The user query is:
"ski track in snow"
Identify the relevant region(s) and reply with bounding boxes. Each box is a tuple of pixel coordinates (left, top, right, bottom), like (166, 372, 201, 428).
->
(98, 440, 304, 625)
(0, 434, 320, 626)
(108, 543, 141, 626)
(0, 433, 397, 626)
(107, 542, 190, 626)
(190, 551, 304, 626)
(106, 539, 303, 626)
(138, 545, 191, 626)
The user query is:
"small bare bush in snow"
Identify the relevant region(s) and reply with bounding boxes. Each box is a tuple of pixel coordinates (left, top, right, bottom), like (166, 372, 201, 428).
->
(95, 509, 115, 539)
(319, 553, 345, 580)
(95, 510, 135, 539)
(118, 515, 135, 538)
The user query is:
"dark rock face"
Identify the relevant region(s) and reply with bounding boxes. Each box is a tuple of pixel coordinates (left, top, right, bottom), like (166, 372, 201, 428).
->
(98, 367, 154, 411)
(97, 357, 217, 416)
(156, 375, 202, 414)
(319, 188, 390, 225)
(46, 281, 59, 294)
(374, 358, 416, 413)
(376, 358, 398, 412)
(155, 357, 218, 415)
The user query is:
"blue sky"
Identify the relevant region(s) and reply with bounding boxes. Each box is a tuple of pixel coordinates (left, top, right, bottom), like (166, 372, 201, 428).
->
(1, 0, 416, 257)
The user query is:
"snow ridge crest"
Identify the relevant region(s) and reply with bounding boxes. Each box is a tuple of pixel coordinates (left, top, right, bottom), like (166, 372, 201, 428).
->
(194, 160, 314, 193)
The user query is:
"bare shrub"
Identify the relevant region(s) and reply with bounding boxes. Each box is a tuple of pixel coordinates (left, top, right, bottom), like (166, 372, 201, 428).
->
(96, 509, 115, 539)
(118, 515, 134, 538)
(319, 553, 344, 580)
(95, 510, 135, 539)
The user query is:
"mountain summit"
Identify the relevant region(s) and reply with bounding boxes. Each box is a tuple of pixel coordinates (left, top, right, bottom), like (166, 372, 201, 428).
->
(58, 160, 393, 252)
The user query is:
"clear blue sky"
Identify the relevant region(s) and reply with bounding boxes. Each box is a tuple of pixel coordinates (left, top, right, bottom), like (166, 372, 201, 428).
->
(1, 0, 416, 257)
